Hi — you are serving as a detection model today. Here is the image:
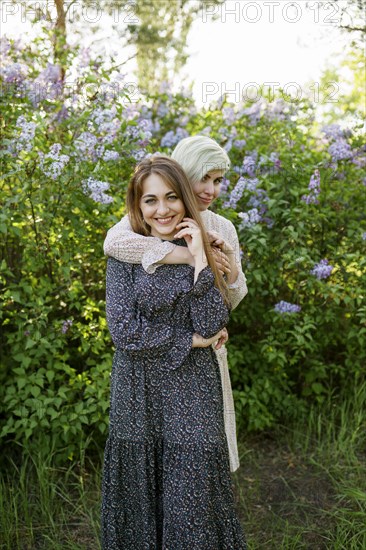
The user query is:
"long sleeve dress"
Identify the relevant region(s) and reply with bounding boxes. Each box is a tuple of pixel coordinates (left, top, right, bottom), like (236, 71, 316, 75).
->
(101, 249, 247, 549)
(103, 209, 248, 473)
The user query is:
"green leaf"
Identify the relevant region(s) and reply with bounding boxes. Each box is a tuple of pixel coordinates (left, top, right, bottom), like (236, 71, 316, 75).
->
(30, 386, 41, 398)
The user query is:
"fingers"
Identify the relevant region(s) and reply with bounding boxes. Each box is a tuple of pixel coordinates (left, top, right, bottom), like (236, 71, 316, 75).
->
(214, 329, 227, 350)
(206, 231, 225, 248)
(214, 337, 224, 350)
(211, 247, 231, 274)
(174, 228, 193, 239)
(221, 328, 229, 345)
(176, 218, 199, 230)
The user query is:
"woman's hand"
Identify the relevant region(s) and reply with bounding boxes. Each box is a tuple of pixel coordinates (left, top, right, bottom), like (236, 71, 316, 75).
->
(211, 247, 231, 276)
(206, 230, 238, 285)
(192, 329, 226, 348)
(214, 327, 228, 350)
(206, 230, 234, 256)
(174, 218, 206, 262)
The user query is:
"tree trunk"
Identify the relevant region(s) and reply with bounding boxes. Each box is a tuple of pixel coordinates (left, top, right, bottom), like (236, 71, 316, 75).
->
(54, 0, 67, 81)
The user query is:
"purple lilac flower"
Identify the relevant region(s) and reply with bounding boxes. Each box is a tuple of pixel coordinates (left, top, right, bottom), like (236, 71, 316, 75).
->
(179, 115, 189, 127)
(157, 103, 169, 117)
(310, 259, 333, 280)
(223, 177, 246, 208)
(1, 62, 29, 84)
(78, 47, 92, 68)
(263, 216, 274, 229)
(259, 152, 282, 174)
(39, 63, 62, 83)
(242, 151, 258, 177)
(274, 301, 301, 314)
(270, 152, 282, 171)
(123, 104, 140, 121)
(302, 169, 320, 204)
(61, 319, 73, 334)
(26, 64, 63, 106)
(244, 178, 260, 192)
(321, 124, 345, 141)
(52, 104, 69, 124)
(266, 99, 289, 121)
(220, 126, 236, 140)
(90, 107, 121, 144)
(103, 150, 120, 161)
(240, 101, 263, 125)
(82, 177, 113, 204)
(220, 177, 230, 194)
(200, 126, 212, 136)
(131, 149, 147, 161)
(9, 116, 37, 153)
(352, 155, 366, 168)
(224, 139, 232, 152)
(302, 194, 319, 205)
(145, 152, 163, 159)
(138, 118, 152, 132)
(328, 139, 353, 162)
(248, 188, 268, 215)
(238, 208, 261, 228)
(139, 105, 152, 119)
(0, 37, 11, 57)
(39, 143, 70, 180)
(160, 131, 176, 148)
(361, 232, 366, 241)
(234, 139, 246, 150)
(136, 119, 152, 146)
(74, 132, 99, 159)
(161, 127, 189, 148)
(222, 107, 235, 125)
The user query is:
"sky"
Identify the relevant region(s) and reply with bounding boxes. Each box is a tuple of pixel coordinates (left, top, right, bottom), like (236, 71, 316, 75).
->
(1, 0, 352, 107)
(184, 1, 351, 106)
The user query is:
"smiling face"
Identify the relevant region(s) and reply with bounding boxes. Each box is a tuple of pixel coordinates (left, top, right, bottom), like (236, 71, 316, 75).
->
(140, 173, 186, 240)
(192, 169, 225, 211)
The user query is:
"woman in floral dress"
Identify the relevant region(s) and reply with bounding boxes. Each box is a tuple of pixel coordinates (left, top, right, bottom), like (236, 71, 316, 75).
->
(103, 135, 248, 473)
(101, 155, 247, 549)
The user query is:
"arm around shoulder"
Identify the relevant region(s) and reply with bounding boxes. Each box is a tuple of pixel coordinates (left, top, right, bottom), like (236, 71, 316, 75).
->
(103, 214, 176, 269)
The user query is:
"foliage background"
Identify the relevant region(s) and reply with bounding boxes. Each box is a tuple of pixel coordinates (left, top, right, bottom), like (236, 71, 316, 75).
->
(0, 19, 365, 461)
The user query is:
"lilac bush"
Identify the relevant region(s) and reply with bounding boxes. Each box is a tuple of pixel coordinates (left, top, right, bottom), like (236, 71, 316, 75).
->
(1, 32, 365, 450)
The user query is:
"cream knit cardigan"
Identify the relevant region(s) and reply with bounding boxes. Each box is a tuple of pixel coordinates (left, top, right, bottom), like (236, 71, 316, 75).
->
(103, 209, 248, 472)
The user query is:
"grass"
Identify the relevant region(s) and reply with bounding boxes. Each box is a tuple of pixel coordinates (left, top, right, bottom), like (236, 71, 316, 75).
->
(1, 385, 365, 549)
(233, 384, 366, 549)
(0, 444, 102, 549)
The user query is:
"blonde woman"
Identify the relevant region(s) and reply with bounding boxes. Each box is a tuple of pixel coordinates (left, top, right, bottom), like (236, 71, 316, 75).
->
(104, 136, 248, 473)
(101, 156, 247, 548)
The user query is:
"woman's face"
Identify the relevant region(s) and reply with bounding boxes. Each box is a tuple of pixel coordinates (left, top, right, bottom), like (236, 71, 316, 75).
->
(192, 170, 225, 211)
(140, 173, 185, 240)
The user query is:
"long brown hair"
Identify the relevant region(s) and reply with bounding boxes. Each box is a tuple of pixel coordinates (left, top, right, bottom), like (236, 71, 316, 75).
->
(126, 155, 229, 306)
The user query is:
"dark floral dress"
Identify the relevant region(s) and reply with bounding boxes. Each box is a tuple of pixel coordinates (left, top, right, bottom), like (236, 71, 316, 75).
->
(101, 244, 247, 549)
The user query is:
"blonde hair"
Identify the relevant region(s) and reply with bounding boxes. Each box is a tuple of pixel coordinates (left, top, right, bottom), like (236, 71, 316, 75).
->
(126, 155, 229, 305)
(171, 135, 231, 184)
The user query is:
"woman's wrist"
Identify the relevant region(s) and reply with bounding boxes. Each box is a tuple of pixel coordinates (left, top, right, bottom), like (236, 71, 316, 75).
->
(193, 252, 208, 268)
(159, 245, 194, 266)
(226, 263, 238, 284)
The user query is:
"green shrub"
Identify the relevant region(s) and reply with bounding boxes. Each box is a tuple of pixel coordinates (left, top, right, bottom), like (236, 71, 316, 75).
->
(1, 32, 365, 455)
